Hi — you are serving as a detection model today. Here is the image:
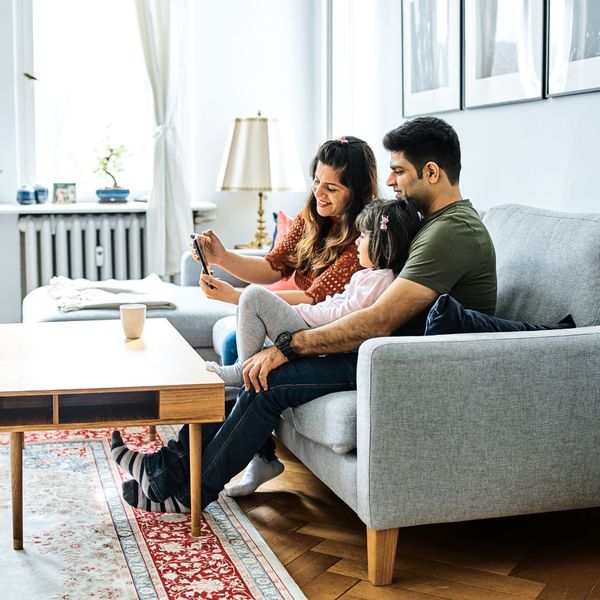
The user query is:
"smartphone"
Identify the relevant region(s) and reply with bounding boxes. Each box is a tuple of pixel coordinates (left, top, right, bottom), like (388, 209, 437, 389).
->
(193, 236, 216, 289)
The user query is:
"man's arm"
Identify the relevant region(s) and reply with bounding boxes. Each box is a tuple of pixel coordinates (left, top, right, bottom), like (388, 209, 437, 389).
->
(291, 277, 438, 355)
(242, 277, 438, 392)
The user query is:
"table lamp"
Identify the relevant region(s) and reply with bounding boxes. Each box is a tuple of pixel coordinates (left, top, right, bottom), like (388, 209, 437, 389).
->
(216, 113, 306, 248)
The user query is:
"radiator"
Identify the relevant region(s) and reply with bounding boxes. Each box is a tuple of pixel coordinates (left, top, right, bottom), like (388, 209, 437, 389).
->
(18, 213, 147, 293)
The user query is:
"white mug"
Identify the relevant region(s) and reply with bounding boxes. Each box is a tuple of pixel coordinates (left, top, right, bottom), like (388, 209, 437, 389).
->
(120, 304, 146, 339)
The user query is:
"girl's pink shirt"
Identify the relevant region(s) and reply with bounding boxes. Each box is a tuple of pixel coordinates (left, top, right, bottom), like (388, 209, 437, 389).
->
(293, 268, 395, 327)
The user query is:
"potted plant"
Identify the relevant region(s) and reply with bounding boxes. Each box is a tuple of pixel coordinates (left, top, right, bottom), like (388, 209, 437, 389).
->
(95, 136, 129, 203)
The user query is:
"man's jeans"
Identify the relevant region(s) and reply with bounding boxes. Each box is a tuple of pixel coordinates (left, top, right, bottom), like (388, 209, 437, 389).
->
(143, 352, 358, 509)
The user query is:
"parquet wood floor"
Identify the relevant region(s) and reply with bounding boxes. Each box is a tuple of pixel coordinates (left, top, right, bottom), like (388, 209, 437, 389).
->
(235, 440, 600, 599)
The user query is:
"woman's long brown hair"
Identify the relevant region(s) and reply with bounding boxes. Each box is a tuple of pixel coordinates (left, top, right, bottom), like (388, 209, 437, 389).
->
(293, 137, 378, 276)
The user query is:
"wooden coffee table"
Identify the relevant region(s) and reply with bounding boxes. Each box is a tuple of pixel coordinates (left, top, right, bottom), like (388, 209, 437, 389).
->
(0, 318, 224, 549)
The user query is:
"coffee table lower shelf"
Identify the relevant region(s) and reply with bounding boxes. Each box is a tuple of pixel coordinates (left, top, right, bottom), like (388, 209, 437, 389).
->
(3, 386, 224, 549)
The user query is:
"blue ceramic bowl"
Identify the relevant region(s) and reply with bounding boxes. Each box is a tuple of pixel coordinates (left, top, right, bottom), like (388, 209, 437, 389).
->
(96, 188, 130, 202)
(17, 188, 35, 205)
(34, 185, 49, 203)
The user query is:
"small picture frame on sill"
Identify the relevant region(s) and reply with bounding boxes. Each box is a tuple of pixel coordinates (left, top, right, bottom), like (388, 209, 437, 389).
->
(463, 0, 544, 108)
(53, 183, 77, 204)
(547, 0, 600, 97)
(401, 0, 462, 116)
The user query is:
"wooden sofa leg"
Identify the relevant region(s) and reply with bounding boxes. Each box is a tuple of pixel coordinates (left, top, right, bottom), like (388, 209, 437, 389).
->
(367, 526, 399, 586)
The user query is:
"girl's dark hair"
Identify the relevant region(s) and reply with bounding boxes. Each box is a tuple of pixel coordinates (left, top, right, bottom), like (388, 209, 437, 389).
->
(294, 136, 378, 276)
(355, 199, 423, 274)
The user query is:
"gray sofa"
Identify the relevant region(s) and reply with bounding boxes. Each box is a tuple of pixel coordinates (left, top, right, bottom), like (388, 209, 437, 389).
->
(23, 204, 600, 586)
(208, 203, 600, 585)
(22, 256, 239, 362)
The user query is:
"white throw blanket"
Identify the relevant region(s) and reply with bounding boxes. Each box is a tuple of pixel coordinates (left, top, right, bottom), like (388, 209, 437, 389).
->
(48, 274, 177, 312)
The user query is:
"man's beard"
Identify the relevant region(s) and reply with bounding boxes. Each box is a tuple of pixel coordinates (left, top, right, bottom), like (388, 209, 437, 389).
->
(404, 193, 430, 214)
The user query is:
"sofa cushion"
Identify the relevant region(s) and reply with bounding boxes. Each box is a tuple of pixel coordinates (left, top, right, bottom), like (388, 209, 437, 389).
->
(281, 391, 357, 454)
(22, 283, 236, 350)
(483, 204, 600, 326)
(425, 294, 576, 335)
(212, 315, 237, 358)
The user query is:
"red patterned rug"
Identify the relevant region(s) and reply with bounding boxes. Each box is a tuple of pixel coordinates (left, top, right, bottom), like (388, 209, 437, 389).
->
(0, 426, 305, 599)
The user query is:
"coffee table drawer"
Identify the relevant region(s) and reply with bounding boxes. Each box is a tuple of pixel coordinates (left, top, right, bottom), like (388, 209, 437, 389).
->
(160, 387, 224, 422)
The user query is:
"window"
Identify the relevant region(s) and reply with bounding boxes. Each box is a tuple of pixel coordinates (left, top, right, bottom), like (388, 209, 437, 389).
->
(31, 0, 153, 198)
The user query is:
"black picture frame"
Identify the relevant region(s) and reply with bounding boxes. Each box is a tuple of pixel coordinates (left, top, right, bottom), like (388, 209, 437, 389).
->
(546, 0, 600, 97)
(463, 0, 544, 109)
(401, 0, 462, 117)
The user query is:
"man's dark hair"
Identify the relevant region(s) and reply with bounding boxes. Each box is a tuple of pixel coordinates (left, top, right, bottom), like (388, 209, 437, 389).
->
(383, 117, 461, 185)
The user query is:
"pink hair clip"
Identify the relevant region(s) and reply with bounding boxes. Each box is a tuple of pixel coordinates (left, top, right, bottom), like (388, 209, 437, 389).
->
(380, 215, 389, 230)
(337, 136, 349, 144)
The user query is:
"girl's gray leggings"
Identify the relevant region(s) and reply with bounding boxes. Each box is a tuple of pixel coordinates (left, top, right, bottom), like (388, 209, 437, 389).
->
(236, 285, 311, 363)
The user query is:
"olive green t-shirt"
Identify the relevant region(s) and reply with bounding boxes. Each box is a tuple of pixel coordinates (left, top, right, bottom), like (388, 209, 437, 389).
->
(399, 199, 497, 330)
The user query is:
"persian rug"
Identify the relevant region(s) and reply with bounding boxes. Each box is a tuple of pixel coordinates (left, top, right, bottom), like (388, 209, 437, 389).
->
(0, 426, 305, 599)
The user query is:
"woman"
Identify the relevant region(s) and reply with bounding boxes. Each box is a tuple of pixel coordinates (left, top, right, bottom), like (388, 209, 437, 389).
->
(196, 135, 379, 307)
(110, 137, 379, 513)
(196, 136, 379, 498)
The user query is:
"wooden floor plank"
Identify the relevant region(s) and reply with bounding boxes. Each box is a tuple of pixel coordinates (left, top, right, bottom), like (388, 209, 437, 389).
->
(341, 580, 453, 599)
(296, 522, 366, 546)
(286, 550, 343, 586)
(313, 538, 366, 562)
(303, 571, 359, 600)
(234, 440, 600, 599)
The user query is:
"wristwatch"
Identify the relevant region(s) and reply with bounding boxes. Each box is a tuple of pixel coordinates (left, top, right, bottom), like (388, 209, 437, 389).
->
(275, 331, 297, 361)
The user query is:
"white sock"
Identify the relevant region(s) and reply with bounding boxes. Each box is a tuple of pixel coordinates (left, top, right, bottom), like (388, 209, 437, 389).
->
(205, 361, 243, 387)
(225, 454, 285, 497)
(205, 361, 222, 375)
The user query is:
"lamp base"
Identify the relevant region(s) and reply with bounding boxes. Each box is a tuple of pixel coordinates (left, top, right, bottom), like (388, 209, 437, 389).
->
(235, 191, 272, 250)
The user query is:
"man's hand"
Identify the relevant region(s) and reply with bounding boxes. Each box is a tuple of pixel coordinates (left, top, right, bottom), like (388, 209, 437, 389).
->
(199, 273, 241, 304)
(242, 346, 287, 392)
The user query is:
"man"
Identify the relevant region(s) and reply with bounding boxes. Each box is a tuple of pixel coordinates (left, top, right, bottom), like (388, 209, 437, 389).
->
(110, 117, 497, 512)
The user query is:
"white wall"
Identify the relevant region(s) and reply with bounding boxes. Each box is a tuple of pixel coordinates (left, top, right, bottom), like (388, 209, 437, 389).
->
(444, 94, 600, 213)
(332, 0, 600, 214)
(188, 0, 320, 248)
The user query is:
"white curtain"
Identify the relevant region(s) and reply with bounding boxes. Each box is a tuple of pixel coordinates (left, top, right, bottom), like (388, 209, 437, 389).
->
(136, 0, 192, 276)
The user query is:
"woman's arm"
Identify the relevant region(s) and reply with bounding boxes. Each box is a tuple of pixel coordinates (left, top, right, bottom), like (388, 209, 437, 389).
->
(217, 252, 282, 285)
(195, 230, 282, 284)
(200, 274, 313, 306)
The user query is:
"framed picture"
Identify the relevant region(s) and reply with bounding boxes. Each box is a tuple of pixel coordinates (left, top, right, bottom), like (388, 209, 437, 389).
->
(53, 183, 77, 204)
(402, 0, 462, 117)
(547, 0, 600, 96)
(464, 0, 544, 108)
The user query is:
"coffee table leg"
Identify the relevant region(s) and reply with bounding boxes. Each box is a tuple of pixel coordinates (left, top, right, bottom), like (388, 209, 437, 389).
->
(148, 425, 157, 442)
(189, 423, 202, 536)
(10, 432, 23, 550)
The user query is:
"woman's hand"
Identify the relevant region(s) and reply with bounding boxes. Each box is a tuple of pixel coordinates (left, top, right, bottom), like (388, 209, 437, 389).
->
(199, 273, 241, 304)
(190, 230, 227, 265)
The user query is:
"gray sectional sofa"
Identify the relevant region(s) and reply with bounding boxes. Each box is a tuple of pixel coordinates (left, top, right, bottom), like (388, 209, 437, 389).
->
(23, 204, 600, 586)
(208, 203, 600, 584)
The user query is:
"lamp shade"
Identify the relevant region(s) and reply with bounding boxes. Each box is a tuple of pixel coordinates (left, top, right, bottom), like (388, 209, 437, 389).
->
(216, 116, 306, 192)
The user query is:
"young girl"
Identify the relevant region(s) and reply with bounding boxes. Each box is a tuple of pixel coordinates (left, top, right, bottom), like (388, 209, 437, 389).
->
(203, 198, 423, 389)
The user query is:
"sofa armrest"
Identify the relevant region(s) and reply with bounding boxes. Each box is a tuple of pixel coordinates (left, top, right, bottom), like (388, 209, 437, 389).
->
(180, 251, 249, 287)
(354, 326, 600, 530)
